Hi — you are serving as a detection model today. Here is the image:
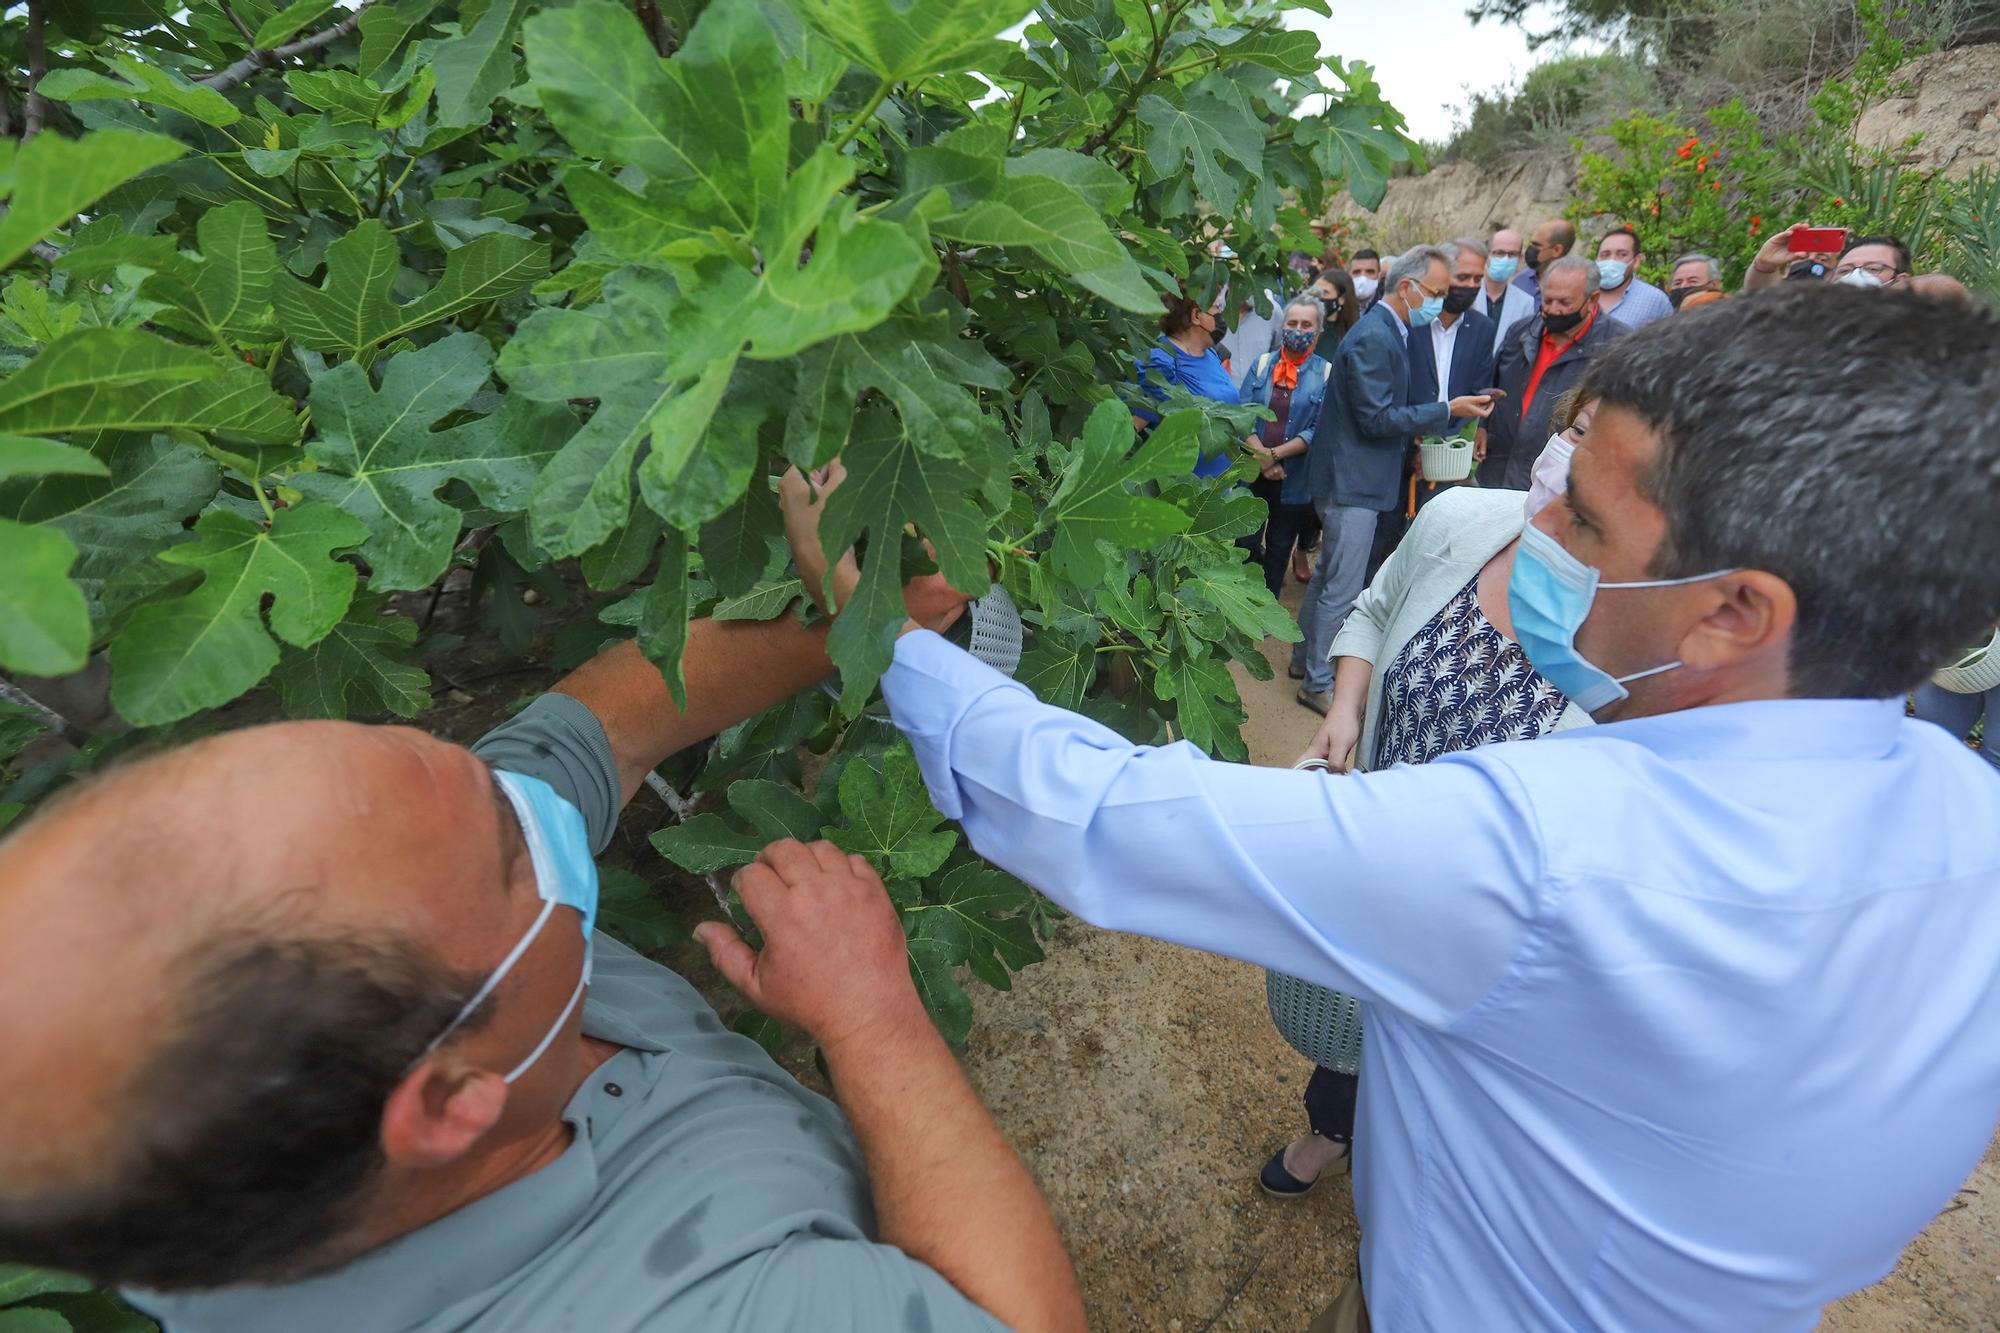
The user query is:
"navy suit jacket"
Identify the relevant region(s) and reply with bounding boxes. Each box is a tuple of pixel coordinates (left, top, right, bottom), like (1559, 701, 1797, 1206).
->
(1405, 309, 1497, 408)
(1310, 303, 1452, 511)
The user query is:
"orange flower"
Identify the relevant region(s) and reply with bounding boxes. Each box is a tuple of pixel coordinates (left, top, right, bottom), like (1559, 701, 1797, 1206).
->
(1696, 156, 1708, 172)
(1649, 203, 1659, 215)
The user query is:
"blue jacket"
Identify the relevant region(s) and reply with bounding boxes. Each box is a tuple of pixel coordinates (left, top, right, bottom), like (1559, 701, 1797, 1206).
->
(1311, 303, 1452, 511)
(1136, 339, 1241, 478)
(1235, 348, 1331, 505)
(1405, 308, 1497, 408)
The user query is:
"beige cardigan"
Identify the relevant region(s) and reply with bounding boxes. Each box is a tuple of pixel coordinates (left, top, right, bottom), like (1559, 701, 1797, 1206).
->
(1329, 486, 1593, 770)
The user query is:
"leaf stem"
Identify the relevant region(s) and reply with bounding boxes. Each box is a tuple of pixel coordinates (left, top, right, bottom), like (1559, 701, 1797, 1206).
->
(832, 77, 895, 153)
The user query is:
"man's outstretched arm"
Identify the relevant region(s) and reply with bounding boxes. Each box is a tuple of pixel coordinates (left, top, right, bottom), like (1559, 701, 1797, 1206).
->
(549, 620, 835, 810)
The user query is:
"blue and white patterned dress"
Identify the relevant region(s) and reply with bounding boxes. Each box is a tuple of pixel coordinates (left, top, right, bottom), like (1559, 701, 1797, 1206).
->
(1266, 574, 1569, 1073)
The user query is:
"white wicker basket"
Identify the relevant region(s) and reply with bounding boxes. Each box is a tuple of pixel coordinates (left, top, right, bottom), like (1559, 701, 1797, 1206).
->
(1419, 435, 1476, 483)
(1934, 628, 2000, 694)
(1264, 756, 1366, 1072)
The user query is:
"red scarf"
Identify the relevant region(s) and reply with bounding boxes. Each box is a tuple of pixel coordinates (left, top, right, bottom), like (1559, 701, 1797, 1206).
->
(1272, 344, 1312, 390)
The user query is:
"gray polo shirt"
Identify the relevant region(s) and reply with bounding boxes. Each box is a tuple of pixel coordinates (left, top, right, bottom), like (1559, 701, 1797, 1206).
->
(128, 696, 1009, 1333)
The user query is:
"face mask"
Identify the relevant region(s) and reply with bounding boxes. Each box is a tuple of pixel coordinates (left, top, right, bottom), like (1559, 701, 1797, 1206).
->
(1281, 327, 1317, 354)
(1596, 259, 1630, 289)
(1837, 267, 1884, 289)
(1443, 284, 1479, 314)
(1542, 307, 1584, 335)
(1507, 522, 1735, 714)
(1352, 274, 1379, 301)
(1667, 287, 1692, 310)
(1487, 255, 1519, 283)
(414, 770, 600, 1084)
(1523, 241, 1542, 271)
(1404, 285, 1445, 327)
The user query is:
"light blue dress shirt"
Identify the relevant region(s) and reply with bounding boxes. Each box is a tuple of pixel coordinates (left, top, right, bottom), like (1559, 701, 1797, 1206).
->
(882, 631, 2000, 1331)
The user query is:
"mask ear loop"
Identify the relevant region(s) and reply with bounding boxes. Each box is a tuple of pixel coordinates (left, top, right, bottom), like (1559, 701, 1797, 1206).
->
(503, 965, 587, 1084)
(408, 896, 559, 1073)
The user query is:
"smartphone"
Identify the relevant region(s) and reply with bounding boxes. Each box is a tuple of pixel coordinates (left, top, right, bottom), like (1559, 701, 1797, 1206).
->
(1789, 226, 1849, 254)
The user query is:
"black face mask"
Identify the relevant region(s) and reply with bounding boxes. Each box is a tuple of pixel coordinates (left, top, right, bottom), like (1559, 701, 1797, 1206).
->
(1443, 284, 1479, 314)
(1667, 286, 1691, 310)
(1542, 308, 1584, 335)
(1523, 241, 1542, 272)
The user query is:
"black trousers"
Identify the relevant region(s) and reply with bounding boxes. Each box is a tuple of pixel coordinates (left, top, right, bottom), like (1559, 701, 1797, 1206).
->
(1241, 477, 1318, 598)
(1304, 1064, 1360, 1144)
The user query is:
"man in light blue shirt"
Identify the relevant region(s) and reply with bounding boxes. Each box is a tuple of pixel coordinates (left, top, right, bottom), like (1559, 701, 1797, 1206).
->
(868, 287, 2000, 1330)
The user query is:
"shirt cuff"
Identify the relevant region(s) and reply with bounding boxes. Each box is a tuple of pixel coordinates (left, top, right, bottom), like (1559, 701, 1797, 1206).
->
(881, 630, 1033, 820)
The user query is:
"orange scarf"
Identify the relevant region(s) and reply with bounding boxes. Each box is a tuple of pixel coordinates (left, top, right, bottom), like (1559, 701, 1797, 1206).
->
(1272, 344, 1312, 390)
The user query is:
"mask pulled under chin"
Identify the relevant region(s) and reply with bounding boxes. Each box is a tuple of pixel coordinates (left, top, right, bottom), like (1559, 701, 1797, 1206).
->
(411, 770, 601, 1085)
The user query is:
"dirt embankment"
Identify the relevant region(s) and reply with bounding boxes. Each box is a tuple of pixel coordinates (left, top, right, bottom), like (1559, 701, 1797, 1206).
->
(1321, 43, 2000, 253)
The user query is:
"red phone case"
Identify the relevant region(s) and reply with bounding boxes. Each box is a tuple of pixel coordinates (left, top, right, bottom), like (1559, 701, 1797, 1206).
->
(1789, 227, 1849, 253)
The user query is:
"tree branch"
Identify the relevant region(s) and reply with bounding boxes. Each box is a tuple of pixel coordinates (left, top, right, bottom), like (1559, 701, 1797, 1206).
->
(216, 0, 260, 48)
(198, 1, 372, 92)
(632, 0, 677, 57)
(23, 0, 50, 142)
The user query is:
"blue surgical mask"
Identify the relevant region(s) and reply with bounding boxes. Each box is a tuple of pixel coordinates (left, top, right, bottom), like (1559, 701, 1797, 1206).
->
(414, 770, 600, 1084)
(1405, 284, 1445, 327)
(1281, 327, 1317, 353)
(1507, 522, 1735, 714)
(1597, 259, 1630, 289)
(1487, 255, 1520, 283)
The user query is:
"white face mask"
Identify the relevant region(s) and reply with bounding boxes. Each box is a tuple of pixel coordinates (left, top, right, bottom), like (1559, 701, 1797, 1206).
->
(1837, 267, 1885, 289)
(1352, 274, 1379, 301)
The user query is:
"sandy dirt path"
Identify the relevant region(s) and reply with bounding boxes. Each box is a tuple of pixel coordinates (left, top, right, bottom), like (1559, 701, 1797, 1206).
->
(949, 582, 1999, 1331)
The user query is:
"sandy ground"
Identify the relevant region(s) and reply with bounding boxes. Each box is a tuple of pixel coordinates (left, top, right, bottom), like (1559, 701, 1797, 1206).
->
(940, 581, 2000, 1331)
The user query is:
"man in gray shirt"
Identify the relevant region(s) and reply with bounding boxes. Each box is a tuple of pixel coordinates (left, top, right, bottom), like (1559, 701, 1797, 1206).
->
(0, 584, 1081, 1331)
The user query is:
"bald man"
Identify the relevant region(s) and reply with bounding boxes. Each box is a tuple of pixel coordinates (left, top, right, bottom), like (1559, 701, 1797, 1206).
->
(1516, 217, 1576, 301)
(0, 594, 1083, 1332)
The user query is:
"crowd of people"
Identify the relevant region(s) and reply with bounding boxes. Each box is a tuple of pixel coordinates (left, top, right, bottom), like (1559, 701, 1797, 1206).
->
(0, 224, 1995, 1333)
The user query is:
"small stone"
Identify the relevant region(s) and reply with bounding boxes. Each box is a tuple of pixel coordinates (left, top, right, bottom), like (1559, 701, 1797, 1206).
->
(521, 588, 543, 605)
(448, 689, 475, 705)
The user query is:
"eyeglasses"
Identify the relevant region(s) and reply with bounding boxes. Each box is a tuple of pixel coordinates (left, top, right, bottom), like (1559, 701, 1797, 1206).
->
(1407, 278, 1447, 301)
(1488, 247, 1523, 259)
(1832, 260, 1903, 280)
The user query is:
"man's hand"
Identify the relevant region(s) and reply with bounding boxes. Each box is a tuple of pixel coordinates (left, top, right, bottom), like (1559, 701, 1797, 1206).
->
(695, 840, 924, 1051)
(778, 463, 969, 634)
(1448, 393, 1495, 420)
(1750, 223, 1802, 276)
(1297, 698, 1364, 774)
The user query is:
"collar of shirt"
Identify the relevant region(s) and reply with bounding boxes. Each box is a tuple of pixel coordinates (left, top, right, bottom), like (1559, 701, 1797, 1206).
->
(1379, 299, 1408, 336)
(1430, 317, 1462, 403)
(125, 995, 660, 1333)
(1539, 302, 1597, 353)
(1551, 694, 1905, 762)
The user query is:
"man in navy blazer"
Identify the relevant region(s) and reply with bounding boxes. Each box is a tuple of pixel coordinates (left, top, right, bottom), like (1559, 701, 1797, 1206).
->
(1392, 241, 1498, 543)
(1295, 245, 1493, 714)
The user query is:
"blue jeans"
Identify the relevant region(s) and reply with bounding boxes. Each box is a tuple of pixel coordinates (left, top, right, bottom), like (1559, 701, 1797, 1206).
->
(1292, 500, 1379, 694)
(1913, 682, 1999, 771)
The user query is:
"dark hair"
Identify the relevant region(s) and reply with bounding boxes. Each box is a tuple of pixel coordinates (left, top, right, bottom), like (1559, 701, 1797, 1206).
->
(1313, 267, 1360, 335)
(1580, 286, 2000, 698)
(1159, 294, 1199, 336)
(1351, 248, 1380, 263)
(0, 928, 487, 1289)
(1839, 233, 1911, 274)
(1602, 225, 1641, 254)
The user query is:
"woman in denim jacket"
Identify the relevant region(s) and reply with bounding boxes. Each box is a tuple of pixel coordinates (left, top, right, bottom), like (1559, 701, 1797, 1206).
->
(1235, 294, 1336, 597)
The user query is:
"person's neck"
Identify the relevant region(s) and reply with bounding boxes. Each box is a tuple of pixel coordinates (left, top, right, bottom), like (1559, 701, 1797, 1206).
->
(1598, 659, 1794, 723)
(1483, 276, 1507, 299)
(1384, 293, 1410, 323)
(1600, 284, 1627, 308)
(334, 1035, 623, 1267)
(1437, 310, 1460, 329)
(1167, 329, 1209, 357)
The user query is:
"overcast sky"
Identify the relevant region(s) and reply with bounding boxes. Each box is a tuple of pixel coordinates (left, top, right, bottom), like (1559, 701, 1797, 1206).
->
(1282, 1, 1587, 144)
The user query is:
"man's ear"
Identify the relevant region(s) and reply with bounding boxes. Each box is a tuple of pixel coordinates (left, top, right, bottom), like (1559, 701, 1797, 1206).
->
(1678, 570, 1795, 673)
(380, 1061, 508, 1169)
